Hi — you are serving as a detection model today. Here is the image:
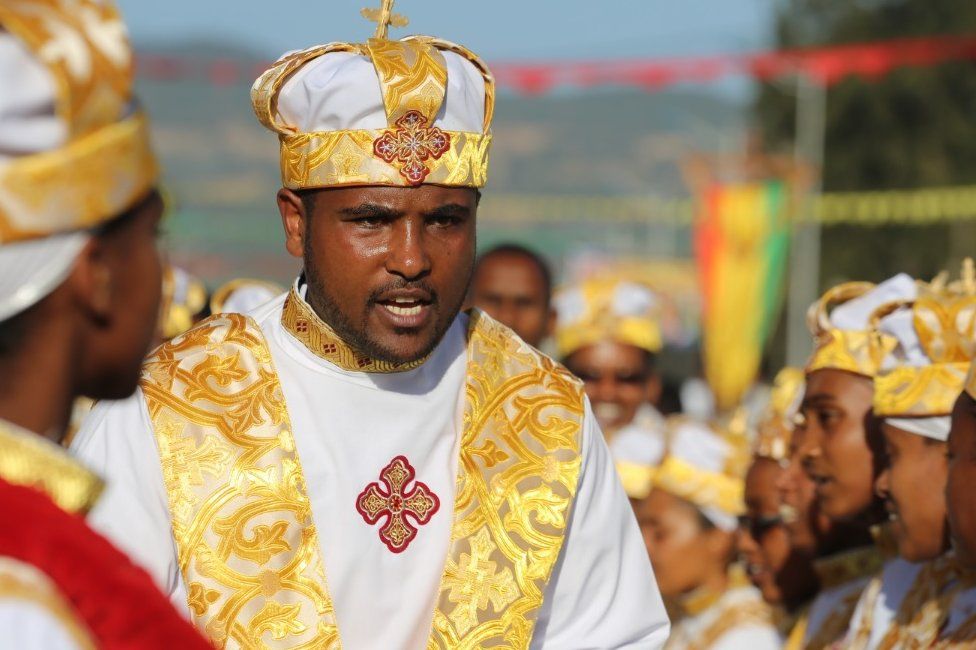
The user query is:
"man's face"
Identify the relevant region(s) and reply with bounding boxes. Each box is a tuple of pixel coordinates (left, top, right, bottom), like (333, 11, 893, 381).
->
(636, 489, 731, 598)
(738, 458, 792, 605)
(468, 252, 551, 348)
(85, 192, 164, 399)
(564, 340, 659, 435)
(875, 423, 948, 562)
(947, 392, 976, 569)
(798, 369, 883, 523)
(287, 185, 477, 365)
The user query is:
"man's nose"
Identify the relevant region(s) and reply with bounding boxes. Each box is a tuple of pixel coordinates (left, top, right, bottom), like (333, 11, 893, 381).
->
(385, 219, 431, 279)
(874, 466, 891, 500)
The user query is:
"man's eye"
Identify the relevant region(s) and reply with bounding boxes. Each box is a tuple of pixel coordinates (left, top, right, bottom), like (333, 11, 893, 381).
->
(429, 215, 460, 228)
(355, 217, 385, 228)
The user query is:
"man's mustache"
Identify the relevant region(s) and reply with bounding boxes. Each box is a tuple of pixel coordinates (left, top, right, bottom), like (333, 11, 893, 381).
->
(366, 279, 439, 306)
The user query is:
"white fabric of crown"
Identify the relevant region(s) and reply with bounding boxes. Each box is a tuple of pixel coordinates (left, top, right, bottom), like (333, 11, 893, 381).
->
(667, 420, 739, 531)
(875, 275, 952, 441)
(830, 273, 917, 331)
(221, 283, 281, 315)
(276, 48, 486, 135)
(0, 31, 86, 322)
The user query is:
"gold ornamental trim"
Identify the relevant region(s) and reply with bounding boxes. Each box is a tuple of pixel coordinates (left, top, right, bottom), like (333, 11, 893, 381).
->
(0, 113, 157, 244)
(144, 309, 583, 648)
(653, 456, 744, 517)
(874, 362, 970, 417)
(0, 420, 103, 516)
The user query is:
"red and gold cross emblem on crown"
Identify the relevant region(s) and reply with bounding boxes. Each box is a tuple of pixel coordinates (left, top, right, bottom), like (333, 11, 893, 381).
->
(356, 456, 440, 553)
(372, 110, 451, 186)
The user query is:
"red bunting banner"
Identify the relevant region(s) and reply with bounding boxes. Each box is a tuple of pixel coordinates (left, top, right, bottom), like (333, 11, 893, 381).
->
(135, 34, 976, 94)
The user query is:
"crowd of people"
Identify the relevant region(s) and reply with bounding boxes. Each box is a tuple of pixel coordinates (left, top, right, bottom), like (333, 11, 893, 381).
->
(1, 0, 975, 649)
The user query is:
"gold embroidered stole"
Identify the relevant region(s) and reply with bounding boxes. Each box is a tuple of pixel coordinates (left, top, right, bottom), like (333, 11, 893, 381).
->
(142, 310, 584, 649)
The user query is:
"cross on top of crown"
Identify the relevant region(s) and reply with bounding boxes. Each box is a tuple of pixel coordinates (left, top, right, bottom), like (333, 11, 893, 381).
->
(361, 0, 409, 39)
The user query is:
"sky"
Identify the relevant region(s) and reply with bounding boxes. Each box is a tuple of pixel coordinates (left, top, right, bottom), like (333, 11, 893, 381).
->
(118, 0, 778, 62)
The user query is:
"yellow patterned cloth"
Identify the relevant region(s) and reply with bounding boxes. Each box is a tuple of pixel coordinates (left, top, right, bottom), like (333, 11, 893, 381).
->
(967, 358, 976, 400)
(553, 276, 663, 359)
(0, 0, 157, 244)
(251, 2, 493, 190)
(140, 309, 584, 649)
(873, 261, 976, 418)
(806, 282, 901, 378)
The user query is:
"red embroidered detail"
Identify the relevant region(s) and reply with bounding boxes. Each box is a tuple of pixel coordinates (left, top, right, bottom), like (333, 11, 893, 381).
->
(356, 456, 440, 553)
(372, 110, 451, 186)
(295, 320, 309, 333)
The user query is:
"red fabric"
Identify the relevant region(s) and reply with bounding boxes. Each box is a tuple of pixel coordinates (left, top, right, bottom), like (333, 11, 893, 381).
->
(135, 34, 976, 95)
(0, 478, 212, 649)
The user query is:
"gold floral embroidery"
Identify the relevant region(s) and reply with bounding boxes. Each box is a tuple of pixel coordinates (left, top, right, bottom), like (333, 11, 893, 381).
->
(141, 315, 341, 649)
(146, 309, 583, 649)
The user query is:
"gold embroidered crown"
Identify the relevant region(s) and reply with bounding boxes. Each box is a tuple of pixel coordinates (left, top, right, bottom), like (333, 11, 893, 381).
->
(806, 282, 900, 377)
(874, 260, 976, 417)
(755, 367, 805, 461)
(251, 0, 493, 190)
(0, 0, 157, 244)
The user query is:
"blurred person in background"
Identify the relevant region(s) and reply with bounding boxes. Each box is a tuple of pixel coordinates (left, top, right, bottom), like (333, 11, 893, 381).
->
(467, 242, 555, 349)
(0, 1, 210, 647)
(555, 276, 670, 497)
(157, 263, 209, 342)
(71, 4, 670, 648)
(789, 275, 918, 648)
(736, 368, 819, 634)
(636, 418, 780, 649)
(209, 277, 285, 315)
(941, 357, 976, 644)
(843, 263, 976, 648)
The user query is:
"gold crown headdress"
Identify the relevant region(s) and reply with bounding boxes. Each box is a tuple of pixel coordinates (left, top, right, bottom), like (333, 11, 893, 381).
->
(874, 260, 976, 418)
(0, 0, 157, 244)
(251, 0, 494, 190)
(806, 282, 900, 377)
(755, 367, 805, 461)
(554, 275, 663, 359)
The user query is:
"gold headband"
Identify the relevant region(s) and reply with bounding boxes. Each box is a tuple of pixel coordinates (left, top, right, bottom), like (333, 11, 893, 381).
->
(755, 367, 805, 461)
(653, 456, 744, 517)
(0, 0, 157, 244)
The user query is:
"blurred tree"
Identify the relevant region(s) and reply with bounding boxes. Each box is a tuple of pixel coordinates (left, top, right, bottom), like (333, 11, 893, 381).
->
(755, 0, 976, 285)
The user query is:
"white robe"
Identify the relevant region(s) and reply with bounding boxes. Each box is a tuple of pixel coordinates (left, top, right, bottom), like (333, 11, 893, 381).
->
(842, 557, 924, 649)
(72, 293, 670, 649)
(665, 583, 781, 650)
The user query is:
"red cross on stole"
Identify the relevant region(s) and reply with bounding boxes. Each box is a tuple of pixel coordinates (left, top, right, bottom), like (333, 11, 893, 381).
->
(356, 456, 440, 553)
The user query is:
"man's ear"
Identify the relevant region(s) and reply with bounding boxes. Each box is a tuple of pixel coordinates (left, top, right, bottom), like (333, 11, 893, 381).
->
(66, 238, 113, 321)
(545, 306, 557, 338)
(278, 188, 308, 259)
(646, 372, 663, 407)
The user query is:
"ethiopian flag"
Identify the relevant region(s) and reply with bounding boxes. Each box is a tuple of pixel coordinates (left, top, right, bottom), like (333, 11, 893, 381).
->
(694, 180, 790, 412)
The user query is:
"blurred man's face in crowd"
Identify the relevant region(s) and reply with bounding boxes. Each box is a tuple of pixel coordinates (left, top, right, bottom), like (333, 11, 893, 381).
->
(798, 369, 884, 524)
(565, 340, 661, 435)
(636, 489, 733, 598)
(278, 185, 478, 365)
(739, 457, 819, 609)
(875, 423, 949, 562)
(468, 250, 552, 348)
(947, 392, 976, 569)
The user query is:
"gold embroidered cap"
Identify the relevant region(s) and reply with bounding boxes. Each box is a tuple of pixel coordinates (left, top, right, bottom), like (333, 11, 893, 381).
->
(0, 0, 157, 244)
(251, 0, 493, 190)
(966, 357, 976, 401)
(553, 276, 663, 359)
(755, 367, 805, 461)
(158, 265, 208, 341)
(209, 278, 284, 315)
(653, 414, 749, 531)
(873, 260, 976, 422)
(806, 274, 917, 377)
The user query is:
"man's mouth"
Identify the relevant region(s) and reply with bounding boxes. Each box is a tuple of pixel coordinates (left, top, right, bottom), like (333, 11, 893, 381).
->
(373, 290, 435, 329)
(380, 297, 425, 317)
(885, 500, 899, 522)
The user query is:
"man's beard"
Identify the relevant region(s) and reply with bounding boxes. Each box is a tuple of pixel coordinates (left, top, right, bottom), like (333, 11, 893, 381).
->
(303, 249, 472, 365)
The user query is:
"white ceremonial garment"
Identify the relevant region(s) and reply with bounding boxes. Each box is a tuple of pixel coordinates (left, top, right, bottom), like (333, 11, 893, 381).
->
(943, 583, 976, 639)
(802, 574, 871, 646)
(0, 558, 87, 650)
(842, 557, 924, 649)
(73, 291, 670, 649)
(665, 583, 780, 650)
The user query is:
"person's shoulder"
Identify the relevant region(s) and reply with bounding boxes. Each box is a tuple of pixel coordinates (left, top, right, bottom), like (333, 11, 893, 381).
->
(0, 556, 93, 649)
